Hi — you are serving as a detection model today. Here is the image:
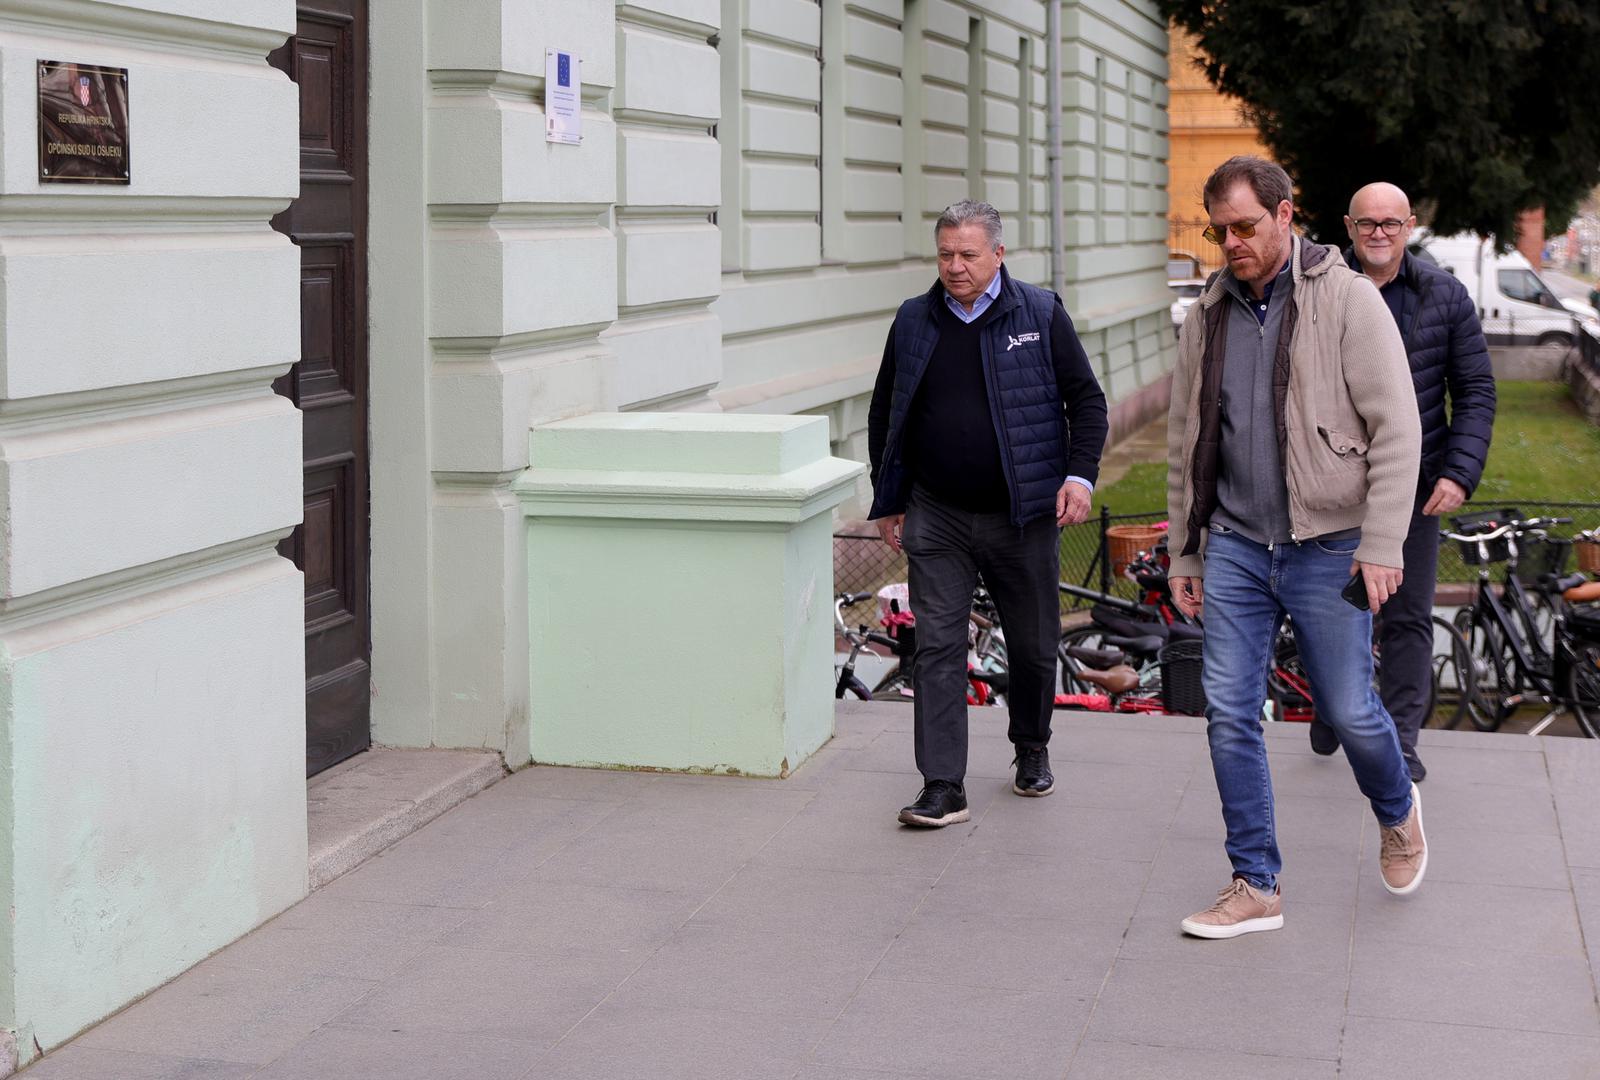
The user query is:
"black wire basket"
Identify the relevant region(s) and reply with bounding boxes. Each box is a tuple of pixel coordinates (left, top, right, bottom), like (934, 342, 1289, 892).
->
(1159, 638, 1207, 717)
(1451, 507, 1523, 564)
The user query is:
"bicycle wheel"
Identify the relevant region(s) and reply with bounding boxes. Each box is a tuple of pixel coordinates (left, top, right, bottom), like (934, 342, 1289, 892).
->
(1567, 640, 1600, 739)
(1428, 615, 1474, 731)
(870, 668, 912, 702)
(1457, 608, 1515, 732)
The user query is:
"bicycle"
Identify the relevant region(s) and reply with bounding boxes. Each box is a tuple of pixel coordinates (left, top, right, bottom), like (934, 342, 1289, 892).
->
(1444, 514, 1598, 736)
(856, 586, 1011, 706)
(833, 592, 904, 701)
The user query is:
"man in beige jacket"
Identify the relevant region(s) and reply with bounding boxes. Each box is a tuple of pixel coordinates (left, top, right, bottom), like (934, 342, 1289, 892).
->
(1166, 157, 1428, 940)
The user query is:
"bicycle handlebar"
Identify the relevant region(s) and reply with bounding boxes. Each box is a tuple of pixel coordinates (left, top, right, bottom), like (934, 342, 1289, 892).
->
(1440, 516, 1574, 543)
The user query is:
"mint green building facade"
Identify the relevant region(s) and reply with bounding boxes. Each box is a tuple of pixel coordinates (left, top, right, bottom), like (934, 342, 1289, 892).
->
(0, 0, 1172, 1068)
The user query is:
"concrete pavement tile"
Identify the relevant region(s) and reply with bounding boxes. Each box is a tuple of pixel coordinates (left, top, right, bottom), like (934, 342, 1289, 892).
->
(253, 1025, 538, 1080)
(1042, 759, 1191, 811)
(1084, 956, 1347, 1061)
(871, 910, 1119, 992)
(1170, 787, 1368, 856)
(266, 892, 472, 938)
(1265, 748, 1395, 799)
(1055, 712, 1203, 736)
(333, 944, 641, 1048)
(20, 1046, 260, 1079)
(1346, 937, 1600, 1037)
(792, 1068, 925, 1080)
(812, 977, 1090, 1078)
(1353, 875, 1585, 956)
(1066, 1039, 1339, 1080)
(917, 850, 1149, 926)
(1546, 737, 1600, 868)
(1053, 725, 1211, 768)
(201, 903, 470, 982)
(1408, 743, 1554, 789)
(1121, 890, 1352, 974)
(690, 864, 931, 945)
(314, 830, 558, 909)
(1571, 868, 1600, 989)
(1140, 837, 1362, 907)
(1365, 823, 1570, 889)
(395, 788, 615, 853)
(1420, 727, 1544, 752)
(535, 792, 808, 893)
(844, 730, 1014, 780)
(967, 800, 1172, 863)
(753, 775, 996, 879)
(1409, 779, 1561, 836)
(491, 765, 660, 802)
(74, 961, 377, 1065)
(442, 878, 701, 957)
(536, 1002, 828, 1080)
(1338, 1016, 1600, 1080)
(609, 923, 883, 1019)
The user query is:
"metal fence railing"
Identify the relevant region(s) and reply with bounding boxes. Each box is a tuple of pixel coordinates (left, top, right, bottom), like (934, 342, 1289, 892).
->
(834, 498, 1600, 622)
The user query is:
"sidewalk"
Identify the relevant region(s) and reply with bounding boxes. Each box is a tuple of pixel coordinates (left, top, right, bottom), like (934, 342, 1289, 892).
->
(28, 704, 1600, 1080)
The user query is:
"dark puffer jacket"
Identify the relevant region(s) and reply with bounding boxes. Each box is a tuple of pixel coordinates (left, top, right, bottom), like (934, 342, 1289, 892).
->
(867, 265, 1108, 527)
(1343, 248, 1496, 498)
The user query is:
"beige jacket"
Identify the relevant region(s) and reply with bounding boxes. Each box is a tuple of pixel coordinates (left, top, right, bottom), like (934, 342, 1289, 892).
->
(1164, 236, 1422, 577)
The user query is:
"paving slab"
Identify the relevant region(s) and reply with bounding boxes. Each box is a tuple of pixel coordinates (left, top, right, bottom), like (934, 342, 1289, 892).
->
(26, 706, 1600, 1079)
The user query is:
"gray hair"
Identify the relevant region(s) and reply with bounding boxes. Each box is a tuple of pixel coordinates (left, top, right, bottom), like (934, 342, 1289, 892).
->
(935, 200, 1003, 250)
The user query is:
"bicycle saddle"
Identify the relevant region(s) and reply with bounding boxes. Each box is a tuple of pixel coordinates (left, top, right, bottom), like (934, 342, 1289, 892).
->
(1072, 664, 1141, 695)
(1092, 608, 1170, 643)
(1098, 633, 1166, 657)
(1065, 645, 1127, 669)
(1165, 621, 1203, 642)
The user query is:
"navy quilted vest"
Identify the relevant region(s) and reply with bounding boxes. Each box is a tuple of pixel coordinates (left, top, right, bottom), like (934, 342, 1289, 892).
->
(870, 267, 1069, 527)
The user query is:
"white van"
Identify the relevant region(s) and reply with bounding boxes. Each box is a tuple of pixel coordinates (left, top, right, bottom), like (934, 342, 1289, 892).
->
(1412, 232, 1592, 347)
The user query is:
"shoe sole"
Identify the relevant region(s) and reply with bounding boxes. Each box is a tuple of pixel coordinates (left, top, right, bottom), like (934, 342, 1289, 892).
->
(1012, 780, 1055, 797)
(898, 807, 970, 828)
(1383, 782, 1428, 896)
(1180, 913, 1284, 939)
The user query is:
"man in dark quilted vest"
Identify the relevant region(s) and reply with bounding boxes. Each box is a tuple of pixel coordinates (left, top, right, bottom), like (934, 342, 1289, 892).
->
(1308, 182, 1496, 780)
(867, 199, 1108, 827)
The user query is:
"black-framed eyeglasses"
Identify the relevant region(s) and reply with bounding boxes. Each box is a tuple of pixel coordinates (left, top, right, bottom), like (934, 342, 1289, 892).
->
(1353, 218, 1410, 236)
(1202, 208, 1268, 246)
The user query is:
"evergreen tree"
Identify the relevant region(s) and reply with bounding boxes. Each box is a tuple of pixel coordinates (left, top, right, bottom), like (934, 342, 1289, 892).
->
(1160, 0, 1600, 245)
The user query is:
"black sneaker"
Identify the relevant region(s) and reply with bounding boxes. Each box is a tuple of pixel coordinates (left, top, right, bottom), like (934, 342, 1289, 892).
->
(1406, 753, 1427, 784)
(1012, 746, 1055, 797)
(898, 780, 969, 827)
(1308, 716, 1340, 756)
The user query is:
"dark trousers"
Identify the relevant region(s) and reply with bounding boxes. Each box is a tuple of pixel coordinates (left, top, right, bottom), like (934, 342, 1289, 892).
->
(1375, 505, 1440, 773)
(901, 487, 1061, 784)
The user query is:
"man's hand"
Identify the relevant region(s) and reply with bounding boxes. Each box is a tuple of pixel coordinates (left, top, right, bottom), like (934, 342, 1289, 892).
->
(876, 514, 905, 553)
(1422, 477, 1467, 517)
(1352, 560, 1403, 613)
(1171, 575, 1203, 619)
(1056, 480, 1092, 526)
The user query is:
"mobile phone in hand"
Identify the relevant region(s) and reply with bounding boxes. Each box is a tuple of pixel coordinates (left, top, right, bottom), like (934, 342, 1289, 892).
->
(1340, 572, 1369, 611)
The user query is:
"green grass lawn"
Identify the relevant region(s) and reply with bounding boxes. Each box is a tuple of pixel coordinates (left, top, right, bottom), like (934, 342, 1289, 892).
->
(1068, 380, 1600, 589)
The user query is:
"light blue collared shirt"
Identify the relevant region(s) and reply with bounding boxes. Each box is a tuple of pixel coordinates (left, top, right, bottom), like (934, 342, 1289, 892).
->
(940, 269, 1095, 496)
(943, 270, 1004, 324)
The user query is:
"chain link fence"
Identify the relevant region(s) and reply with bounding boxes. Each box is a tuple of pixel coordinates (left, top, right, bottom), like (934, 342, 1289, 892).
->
(835, 499, 1600, 622)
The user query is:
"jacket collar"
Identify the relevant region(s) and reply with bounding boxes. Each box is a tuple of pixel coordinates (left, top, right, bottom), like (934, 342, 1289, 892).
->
(1341, 245, 1422, 290)
(1200, 234, 1336, 310)
(924, 263, 1023, 319)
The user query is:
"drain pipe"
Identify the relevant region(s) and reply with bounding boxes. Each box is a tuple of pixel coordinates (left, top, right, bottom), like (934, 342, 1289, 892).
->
(1046, 0, 1064, 295)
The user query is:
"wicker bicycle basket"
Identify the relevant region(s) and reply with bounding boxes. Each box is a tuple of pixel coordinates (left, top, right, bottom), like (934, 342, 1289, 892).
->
(1106, 524, 1167, 578)
(1578, 537, 1600, 574)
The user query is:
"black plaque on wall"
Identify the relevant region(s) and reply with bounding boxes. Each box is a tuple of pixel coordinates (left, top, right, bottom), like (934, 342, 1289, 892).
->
(38, 61, 130, 184)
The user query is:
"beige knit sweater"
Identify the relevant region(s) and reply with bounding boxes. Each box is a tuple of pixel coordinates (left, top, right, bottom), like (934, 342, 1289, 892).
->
(1165, 236, 1423, 576)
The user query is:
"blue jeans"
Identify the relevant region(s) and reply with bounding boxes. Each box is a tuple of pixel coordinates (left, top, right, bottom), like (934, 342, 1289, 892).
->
(1202, 527, 1413, 891)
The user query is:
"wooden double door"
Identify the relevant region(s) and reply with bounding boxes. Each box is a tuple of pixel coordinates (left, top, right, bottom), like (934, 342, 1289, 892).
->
(269, 0, 371, 777)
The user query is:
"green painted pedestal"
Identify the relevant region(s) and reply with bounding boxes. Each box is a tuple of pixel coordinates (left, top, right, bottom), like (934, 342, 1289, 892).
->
(514, 413, 865, 777)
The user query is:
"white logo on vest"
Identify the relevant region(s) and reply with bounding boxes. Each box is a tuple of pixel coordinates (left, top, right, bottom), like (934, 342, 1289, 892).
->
(1006, 331, 1042, 351)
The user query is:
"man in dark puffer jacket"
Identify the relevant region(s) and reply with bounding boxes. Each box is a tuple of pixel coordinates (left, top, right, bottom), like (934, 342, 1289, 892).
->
(1312, 182, 1496, 780)
(868, 200, 1107, 827)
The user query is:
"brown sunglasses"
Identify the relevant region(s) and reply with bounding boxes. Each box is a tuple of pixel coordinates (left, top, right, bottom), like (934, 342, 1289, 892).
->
(1202, 208, 1269, 245)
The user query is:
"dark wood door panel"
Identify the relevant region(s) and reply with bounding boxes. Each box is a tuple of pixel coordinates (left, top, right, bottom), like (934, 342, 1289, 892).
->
(272, 0, 370, 778)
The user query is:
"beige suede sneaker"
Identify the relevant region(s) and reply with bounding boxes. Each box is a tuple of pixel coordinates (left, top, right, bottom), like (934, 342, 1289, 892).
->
(1180, 878, 1284, 939)
(1380, 782, 1428, 895)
